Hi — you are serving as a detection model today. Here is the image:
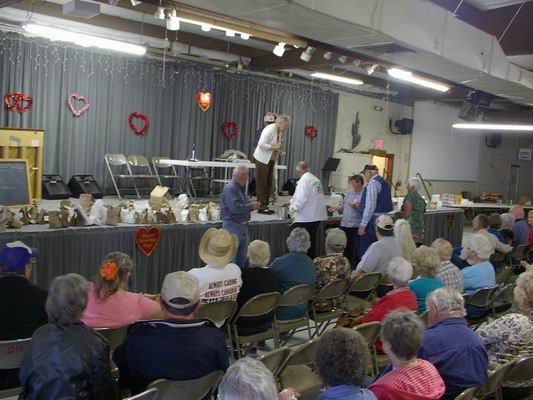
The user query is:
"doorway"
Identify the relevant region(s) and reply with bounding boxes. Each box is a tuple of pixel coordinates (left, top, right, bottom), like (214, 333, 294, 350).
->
(372, 154, 394, 185)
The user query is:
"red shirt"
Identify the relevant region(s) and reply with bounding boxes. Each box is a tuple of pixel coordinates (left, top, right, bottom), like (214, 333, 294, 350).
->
(528, 227, 533, 249)
(361, 287, 417, 353)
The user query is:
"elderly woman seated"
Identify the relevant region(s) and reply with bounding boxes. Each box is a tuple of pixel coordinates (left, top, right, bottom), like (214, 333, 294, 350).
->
(431, 239, 464, 293)
(500, 212, 515, 245)
(315, 328, 376, 399)
(369, 310, 445, 400)
(271, 228, 316, 321)
(488, 213, 507, 243)
(408, 246, 444, 314)
(82, 251, 162, 329)
(477, 269, 533, 398)
(460, 234, 496, 295)
(19, 274, 117, 399)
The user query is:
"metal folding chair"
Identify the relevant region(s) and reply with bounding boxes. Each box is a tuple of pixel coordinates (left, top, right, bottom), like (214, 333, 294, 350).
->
(278, 340, 321, 399)
(148, 370, 223, 400)
(475, 361, 516, 400)
(353, 321, 382, 375)
(345, 272, 381, 310)
(123, 388, 159, 400)
(452, 386, 478, 400)
(104, 153, 140, 199)
(0, 337, 31, 399)
(309, 278, 350, 337)
(257, 347, 292, 389)
(152, 157, 183, 194)
(127, 155, 158, 196)
(275, 284, 314, 344)
(197, 300, 238, 347)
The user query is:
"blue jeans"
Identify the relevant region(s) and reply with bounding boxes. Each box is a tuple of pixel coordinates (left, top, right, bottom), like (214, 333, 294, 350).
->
(222, 221, 249, 268)
(359, 218, 377, 257)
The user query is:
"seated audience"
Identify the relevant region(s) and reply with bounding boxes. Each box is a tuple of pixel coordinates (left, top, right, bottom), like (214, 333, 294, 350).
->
(488, 213, 506, 243)
(313, 228, 351, 312)
(477, 269, 533, 397)
(113, 271, 229, 394)
(393, 219, 416, 262)
(235, 240, 279, 335)
(189, 228, 242, 304)
(511, 204, 529, 246)
(352, 215, 402, 280)
(431, 239, 464, 293)
(418, 288, 488, 399)
(82, 251, 161, 328)
(19, 274, 117, 399)
(460, 234, 496, 294)
(358, 257, 417, 353)
(271, 228, 316, 320)
(408, 246, 444, 314)
(369, 310, 445, 400)
(500, 212, 515, 245)
(472, 214, 512, 255)
(315, 328, 376, 399)
(0, 241, 47, 389)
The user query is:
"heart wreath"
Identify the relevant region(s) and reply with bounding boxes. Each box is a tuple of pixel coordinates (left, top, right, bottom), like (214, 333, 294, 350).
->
(128, 112, 150, 136)
(4, 92, 33, 113)
(221, 120, 239, 141)
(305, 125, 318, 141)
(67, 92, 90, 117)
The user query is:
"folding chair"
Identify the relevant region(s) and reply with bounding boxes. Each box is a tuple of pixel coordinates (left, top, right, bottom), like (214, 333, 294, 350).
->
(276, 284, 314, 344)
(504, 356, 533, 385)
(257, 347, 291, 389)
(148, 370, 223, 400)
(474, 361, 516, 400)
(95, 326, 128, 352)
(278, 340, 321, 399)
(104, 153, 141, 199)
(230, 292, 281, 359)
(465, 286, 500, 323)
(0, 338, 31, 399)
(489, 283, 515, 318)
(309, 279, 350, 337)
(509, 244, 529, 266)
(197, 301, 238, 345)
(453, 387, 478, 400)
(127, 155, 158, 196)
(152, 157, 183, 194)
(353, 321, 381, 376)
(345, 272, 381, 310)
(124, 388, 159, 400)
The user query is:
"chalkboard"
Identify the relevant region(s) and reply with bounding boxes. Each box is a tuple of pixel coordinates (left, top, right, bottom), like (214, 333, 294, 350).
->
(0, 160, 31, 207)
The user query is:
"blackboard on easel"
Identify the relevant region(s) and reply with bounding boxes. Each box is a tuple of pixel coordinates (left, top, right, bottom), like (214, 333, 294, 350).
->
(0, 159, 31, 207)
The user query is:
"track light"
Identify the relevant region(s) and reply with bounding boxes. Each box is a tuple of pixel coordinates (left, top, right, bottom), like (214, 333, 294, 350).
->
(225, 30, 236, 37)
(365, 64, 378, 75)
(273, 42, 286, 57)
(323, 51, 332, 60)
(311, 72, 363, 85)
(240, 33, 250, 40)
(300, 46, 315, 62)
(201, 24, 212, 32)
(155, 6, 165, 19)
(338, 55, 347, 63)
(167, 14, 180, 31)
(352, 59, 361, 66)
(388, 67, 450, 92)
(130, 0, 142, 5)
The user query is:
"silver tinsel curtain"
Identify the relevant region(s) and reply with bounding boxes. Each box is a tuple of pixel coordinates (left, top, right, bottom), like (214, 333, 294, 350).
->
(0, 32, 338, 189)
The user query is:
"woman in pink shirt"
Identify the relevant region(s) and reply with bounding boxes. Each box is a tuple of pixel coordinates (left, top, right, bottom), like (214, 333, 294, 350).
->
(82, 252, 162, 328)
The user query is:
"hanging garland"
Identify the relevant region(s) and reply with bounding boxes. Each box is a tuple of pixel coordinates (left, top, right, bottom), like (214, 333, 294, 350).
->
(4, 91, 33, 113)
(304, 125, 318, 141)
(221, 120, 239, 141)
(128, 112, 150, 136)
(67, 92, 90, 117)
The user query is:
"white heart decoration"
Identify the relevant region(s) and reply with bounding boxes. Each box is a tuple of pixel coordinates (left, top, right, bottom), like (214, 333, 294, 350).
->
(67, 92, 90, 117)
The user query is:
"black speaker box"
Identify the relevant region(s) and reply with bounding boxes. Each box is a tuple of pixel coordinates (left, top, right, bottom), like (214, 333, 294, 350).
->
(67, 175, 104, 199)
(282, 178, 299, 195)
(42, 175, 72, 200)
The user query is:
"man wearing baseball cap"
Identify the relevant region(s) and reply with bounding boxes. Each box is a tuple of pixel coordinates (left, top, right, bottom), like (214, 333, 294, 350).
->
(113, 271, 229, 394)
(0, 241, 48, 389)
(352, 215, 402, 280)
(357, 165, 394, 256)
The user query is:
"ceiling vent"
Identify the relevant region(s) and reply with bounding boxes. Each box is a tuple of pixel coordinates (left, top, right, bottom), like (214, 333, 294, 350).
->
(350, 42, 416, 55)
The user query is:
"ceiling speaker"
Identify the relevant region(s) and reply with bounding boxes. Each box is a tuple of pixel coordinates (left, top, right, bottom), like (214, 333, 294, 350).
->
(485, 133, 502, 149)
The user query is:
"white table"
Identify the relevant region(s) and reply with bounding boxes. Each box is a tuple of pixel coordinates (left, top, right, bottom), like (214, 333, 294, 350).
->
(449, 203, 512, 210)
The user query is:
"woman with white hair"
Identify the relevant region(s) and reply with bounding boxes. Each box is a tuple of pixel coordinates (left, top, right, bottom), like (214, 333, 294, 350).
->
(271, 228, 316, 321)
(500, 212, 515, 245)
(399, 177, 426, 245)
(394, 219, 417, 262)
(460, 234, 496, 294)
(19, 274, 117, 399)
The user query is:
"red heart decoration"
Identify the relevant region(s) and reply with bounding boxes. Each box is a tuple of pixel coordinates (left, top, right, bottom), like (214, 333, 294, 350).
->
(4, 92, 33, 113)
(196, 92, 212, 112)
(128, 112, 150, 136)
(221, 120, 239, 141)
(67, 92, 90, 117)
(135, 226, 161, 256)
(305, 125, 318, 141)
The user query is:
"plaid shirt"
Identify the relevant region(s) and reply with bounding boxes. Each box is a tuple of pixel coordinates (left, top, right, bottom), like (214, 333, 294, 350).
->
(436, 261, 464, 293)
(313, 253, 351, 312)
(361, 176, 381, 227)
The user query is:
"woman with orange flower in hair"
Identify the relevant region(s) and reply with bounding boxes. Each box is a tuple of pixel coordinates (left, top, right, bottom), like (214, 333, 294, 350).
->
(82, 252, 162, 329)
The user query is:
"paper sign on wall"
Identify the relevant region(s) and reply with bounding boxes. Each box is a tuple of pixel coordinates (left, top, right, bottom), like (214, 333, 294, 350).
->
(518, 148, 532, 161)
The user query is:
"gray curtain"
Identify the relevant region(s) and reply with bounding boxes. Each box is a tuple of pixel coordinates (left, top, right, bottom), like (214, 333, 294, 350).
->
(0, 32, 338, 190)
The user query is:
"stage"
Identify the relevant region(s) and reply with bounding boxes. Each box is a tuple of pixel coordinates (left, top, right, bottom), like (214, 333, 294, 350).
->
(0, 197, 464, 293)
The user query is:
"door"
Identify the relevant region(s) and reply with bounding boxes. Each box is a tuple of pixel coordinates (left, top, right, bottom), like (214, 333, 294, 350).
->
(507, 164, 520, 203)
(372, 154, 394, 185)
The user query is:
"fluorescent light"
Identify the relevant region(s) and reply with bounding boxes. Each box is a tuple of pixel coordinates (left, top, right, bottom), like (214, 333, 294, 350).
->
(338, 55, 347, 63)
(452, 123, 533, 131)
(273, 42, 286, 57)
(201, 24, 212, 32)
(130, 0, 142, 6)
(311, 72, 363, 85)
(365, 64, 377, 75)
(24, 23, 146, 55)
(323, 51, 332, 60)
(388, 67, 450, 92)
(240, 33, 250, 40)
(225, 30, 235, 37)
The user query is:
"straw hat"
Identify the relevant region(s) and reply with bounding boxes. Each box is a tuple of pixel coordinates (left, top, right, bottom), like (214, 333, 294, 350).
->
(199, 228, 238, 267)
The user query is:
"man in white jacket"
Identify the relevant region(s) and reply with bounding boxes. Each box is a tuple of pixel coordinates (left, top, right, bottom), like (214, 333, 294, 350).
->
(253, 114, 291, 214)
(288, 161, 327, 258)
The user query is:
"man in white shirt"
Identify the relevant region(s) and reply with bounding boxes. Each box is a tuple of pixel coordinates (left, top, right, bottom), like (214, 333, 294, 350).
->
(253, 114, 291, 214)
(288, 161, 327, 258)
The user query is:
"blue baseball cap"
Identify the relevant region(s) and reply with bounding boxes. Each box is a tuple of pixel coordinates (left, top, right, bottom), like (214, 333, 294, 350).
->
(0, 241, 39, 273)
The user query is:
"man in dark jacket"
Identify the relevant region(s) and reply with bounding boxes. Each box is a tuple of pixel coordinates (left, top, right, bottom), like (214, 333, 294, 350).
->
(0, 241, 48, 389)
(113, 271, 229, 394)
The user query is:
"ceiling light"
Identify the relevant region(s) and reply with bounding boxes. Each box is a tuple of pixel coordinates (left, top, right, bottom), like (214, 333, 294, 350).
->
(273, 42, 286, 57)
(201, 24, 212, 32)
(240, 33, 250, 40)
(300, 46, 315, 62)
(225, 30, 235, 37)
(365, 64, 378, 75)
(155, 6, 165, 19)
(167, 15, 180, 31)
(338, 55, 347, 63)
(24, 23, 146, 55)
(130, 0, 142, 5)
(452, 123, 533, 131)
(311, 72, 363, 85)
(352, 59, 361, 66)
(323, 51, 332, 60)
(388, 67, 450, 92)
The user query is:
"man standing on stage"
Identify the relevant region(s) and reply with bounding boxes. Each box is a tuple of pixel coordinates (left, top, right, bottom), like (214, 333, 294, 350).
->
(357, 164, 393, 256)
(288, 161, 327, 259)
(220, 165, 261, 268)
(253, 114, 292, 214)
